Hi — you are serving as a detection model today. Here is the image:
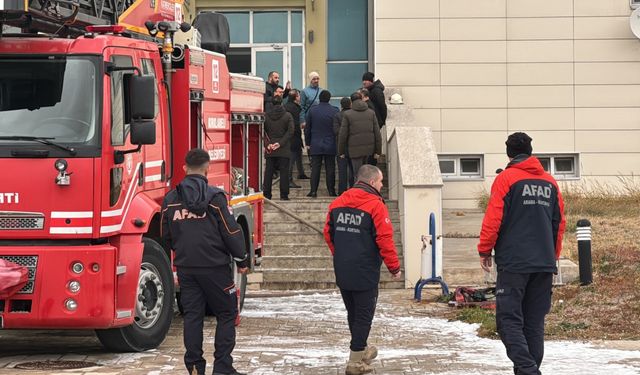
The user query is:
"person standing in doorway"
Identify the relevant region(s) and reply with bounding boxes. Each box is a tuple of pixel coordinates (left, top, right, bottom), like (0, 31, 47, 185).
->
(304, 89, 338, 197)
(263, 96, 294, 200)
(161, 148, 248, 375)
(338, 92, 381, 175)
(478, 132, 566, 375)
(324, 164, 402, 375)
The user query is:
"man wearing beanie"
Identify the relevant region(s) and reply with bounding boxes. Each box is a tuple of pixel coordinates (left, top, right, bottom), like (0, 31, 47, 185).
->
(300, 71, 323, 126)
(477, 132, 566, 375)
(361, 72, 387, 128)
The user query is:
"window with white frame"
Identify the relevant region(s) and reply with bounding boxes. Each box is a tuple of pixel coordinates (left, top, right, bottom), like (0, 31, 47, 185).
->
(214, 10, 305, 90)
(535, 154, 579, 179)
(438, 155, 484, 179)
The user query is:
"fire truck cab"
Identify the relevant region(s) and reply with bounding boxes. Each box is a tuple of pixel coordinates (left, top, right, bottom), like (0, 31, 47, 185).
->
(0, 1, 265, 352)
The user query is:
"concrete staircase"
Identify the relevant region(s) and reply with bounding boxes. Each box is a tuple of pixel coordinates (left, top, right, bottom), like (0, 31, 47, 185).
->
(254, 158, 405, 290)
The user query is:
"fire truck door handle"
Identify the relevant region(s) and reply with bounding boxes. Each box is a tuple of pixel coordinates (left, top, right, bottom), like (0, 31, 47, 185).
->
(138, 163, 144, 186)
(160, 161, 166, 182)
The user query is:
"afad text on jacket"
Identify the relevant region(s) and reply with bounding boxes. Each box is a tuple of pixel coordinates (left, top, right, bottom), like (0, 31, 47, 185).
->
(324, 182, 400, 290)
(161, 174, 248, 272)
(478, 156, 566, 274)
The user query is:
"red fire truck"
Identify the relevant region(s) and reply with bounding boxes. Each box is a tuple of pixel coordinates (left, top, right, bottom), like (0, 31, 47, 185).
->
(0, 0, 265, 352)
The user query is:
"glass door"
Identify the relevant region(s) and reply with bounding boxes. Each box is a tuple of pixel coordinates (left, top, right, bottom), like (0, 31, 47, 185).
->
(252, 46, 288, 84)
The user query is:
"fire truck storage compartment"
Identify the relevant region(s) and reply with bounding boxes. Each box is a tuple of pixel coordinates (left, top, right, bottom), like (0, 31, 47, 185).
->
(199, 98, 230, 193)
(231, 119, 262, 195)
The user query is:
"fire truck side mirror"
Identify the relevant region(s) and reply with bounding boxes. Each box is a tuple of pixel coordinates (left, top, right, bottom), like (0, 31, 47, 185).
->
(131, 121, 156, 145)
(129, 75, 155, 120)
(127, 75, 156, 145)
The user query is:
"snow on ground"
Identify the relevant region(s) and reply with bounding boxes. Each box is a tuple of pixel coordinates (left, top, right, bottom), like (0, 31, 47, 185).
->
(239, 292, 640, 375)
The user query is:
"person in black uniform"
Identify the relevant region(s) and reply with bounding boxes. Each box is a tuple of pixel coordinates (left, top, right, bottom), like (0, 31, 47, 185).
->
(161, 148, 248, 375)
(478, 133, 566, 375)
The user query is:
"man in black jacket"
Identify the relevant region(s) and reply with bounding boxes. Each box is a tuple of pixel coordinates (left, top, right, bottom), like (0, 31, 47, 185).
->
(285, 89, 308, 188)
(362, 72, 387, 128)
(478, 133, 566, 375)
(264, 70, 290, 111)
(264, 95, 294, 200)
(334, 96, 354, 194)
(161, 149, 248, 375)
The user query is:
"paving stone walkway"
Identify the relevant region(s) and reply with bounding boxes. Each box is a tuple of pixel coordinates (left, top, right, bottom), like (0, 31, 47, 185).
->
(1, 290, 639, 374)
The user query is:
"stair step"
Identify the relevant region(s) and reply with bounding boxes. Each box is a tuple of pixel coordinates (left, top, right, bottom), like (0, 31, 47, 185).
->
(264, 199, 399, 211)
(263, 244, 331, 256)
(273, 185, 389, 199)
(261, 255, 333, 268)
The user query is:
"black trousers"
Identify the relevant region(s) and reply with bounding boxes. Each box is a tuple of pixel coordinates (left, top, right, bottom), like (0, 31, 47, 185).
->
(496, 271, 553, 375)
(289, 148, 305, 180)
(178, 267, 238, 375)
(337, 156, 354, 195)
(263, 156, 290, 199)
(310, 154, 336, 194)
(340, 288, 378, 351)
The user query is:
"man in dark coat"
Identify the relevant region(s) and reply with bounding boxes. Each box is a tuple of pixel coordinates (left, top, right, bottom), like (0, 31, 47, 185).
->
(339, 92, 382, 175)
(264, 71, 290, 111)
(161, 148, 248, 375)
(264, 85, 285, 113)
(285, 89, 308, 188)
(478, 132, 566, 375)
(362, 72, 387, 128)
(334, 97, 354, 195)
(263, 96, 294, 200)
(359, 88, 379, 166)
(304, 90, 339, 197)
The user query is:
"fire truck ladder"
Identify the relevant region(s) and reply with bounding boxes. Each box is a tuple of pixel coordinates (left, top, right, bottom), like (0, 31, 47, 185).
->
(1, 0, 135, 36)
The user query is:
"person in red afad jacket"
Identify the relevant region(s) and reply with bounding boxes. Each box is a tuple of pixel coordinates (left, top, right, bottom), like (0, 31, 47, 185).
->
(478, 132, 566, 375)
(324, 164, 402, 375)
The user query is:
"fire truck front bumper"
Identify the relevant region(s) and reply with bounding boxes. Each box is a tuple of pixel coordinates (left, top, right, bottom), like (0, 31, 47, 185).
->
(0, 244, 118, 329)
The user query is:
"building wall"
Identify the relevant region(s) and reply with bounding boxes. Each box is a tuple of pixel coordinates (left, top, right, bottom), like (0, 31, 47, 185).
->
(376, 0, 640, 209)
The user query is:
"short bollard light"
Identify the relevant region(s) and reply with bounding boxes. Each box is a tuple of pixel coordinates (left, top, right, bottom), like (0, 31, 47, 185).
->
(576, 219, 593, 285)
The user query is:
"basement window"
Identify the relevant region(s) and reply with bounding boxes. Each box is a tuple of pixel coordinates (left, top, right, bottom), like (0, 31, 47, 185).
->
(438, 155, 484, 179)
(535, 154, 579, 180)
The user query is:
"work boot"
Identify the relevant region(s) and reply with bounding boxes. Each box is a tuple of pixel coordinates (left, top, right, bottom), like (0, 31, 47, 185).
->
(345, 350, 373, 375)
(362, 345, 378, 364)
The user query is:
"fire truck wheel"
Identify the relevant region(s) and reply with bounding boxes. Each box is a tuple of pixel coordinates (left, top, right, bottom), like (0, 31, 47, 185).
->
(96, 238, 174, 352)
